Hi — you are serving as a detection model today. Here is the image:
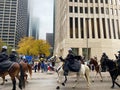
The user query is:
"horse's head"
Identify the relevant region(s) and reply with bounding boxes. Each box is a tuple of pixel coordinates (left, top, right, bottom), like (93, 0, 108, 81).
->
(89, 58, 96, 65)
(59, 56, 65, 62)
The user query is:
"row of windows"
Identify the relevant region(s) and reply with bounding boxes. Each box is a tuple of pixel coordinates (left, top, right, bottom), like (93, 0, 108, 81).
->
(69, 6, 119, 15)
(69, 17, 120, 39)
(69, 0, 120, 5)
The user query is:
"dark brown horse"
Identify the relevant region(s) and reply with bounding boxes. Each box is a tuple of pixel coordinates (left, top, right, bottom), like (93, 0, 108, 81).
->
(89, 58, 103, 82)
(1, 61, 32, 85)
(0, 62, 25, 90)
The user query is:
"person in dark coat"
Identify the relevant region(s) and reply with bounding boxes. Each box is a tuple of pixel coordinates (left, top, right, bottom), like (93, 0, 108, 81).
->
(101, 52, 109, 59)
(0, 46, 9, 62)
(9, 49, 18, 62)
(115, 50, 120, 68)
(63, 48, 76, 76)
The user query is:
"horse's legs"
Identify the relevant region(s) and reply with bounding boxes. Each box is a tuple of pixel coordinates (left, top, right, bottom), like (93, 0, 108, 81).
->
(24, 73, 28, 83)
(111, 75, 120, 88)
(92, 71, 98, 82)
(62, 76, 67, 86)
(1, 76, 5, 85)
(99, 71, 103, 82)
(11, 78, 16, 90)
(72, 73, 80, 88)
(85, 73, 91, 87)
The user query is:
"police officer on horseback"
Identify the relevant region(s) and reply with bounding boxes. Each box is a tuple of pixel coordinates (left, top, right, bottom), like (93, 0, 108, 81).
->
(101, 52, 108, 72)
(0, 46, 9, 62)
(66, 48, 75, 64)
(9, 49, 18, 62)
(101, 52, 109, 59)
(115, 50, 120, 68)
(63, 48, 81, 76)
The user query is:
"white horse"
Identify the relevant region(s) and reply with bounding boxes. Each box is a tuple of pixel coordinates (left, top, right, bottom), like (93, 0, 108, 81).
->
(56, 62, 91, 89)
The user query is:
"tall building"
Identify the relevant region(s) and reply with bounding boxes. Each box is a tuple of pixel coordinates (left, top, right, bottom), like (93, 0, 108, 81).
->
(54, 0, 120, 60)
(46, 33, 54, 56)
(46, 33, 54, 47)
(29, 18, 39, 40)
(0, 0, 29, 48)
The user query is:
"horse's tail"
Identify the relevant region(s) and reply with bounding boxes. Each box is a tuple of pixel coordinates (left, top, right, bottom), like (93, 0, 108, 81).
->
(19, 64, 25, 89)
(84, 65, 91, 86)
(27, 64, 32, 78)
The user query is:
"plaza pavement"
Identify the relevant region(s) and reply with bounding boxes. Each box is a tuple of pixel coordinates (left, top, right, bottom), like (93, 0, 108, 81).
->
(0, 70, 120, 90)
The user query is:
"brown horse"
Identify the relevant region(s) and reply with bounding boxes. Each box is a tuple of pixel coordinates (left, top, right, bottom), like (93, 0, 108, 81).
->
(0, 62, 25, 90)
(89, 57, 103, 82)
(1, 60, 32, 85)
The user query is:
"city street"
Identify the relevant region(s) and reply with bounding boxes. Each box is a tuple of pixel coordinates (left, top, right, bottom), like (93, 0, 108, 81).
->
(0, 71, 120, 90)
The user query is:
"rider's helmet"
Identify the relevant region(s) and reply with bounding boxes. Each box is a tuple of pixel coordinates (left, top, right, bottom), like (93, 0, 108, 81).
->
(68, 48, 72, 51)
(118, 50, 120, 53)
(2, 46, 7, 49)
(102, 52, 106, 55)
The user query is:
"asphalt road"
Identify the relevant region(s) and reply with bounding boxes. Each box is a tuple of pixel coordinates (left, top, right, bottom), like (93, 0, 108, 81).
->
(0, 71, 120, 90)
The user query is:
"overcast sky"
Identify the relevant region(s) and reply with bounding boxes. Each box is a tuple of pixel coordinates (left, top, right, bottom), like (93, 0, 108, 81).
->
(31, 0, 54, 39)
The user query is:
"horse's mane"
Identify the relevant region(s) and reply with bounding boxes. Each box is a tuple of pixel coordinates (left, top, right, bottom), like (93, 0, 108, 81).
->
(105, 58, 116, 68)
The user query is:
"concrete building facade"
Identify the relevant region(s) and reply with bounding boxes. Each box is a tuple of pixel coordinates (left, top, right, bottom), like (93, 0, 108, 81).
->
(54, 0, 120, 60)
(0, 0, 28, 48)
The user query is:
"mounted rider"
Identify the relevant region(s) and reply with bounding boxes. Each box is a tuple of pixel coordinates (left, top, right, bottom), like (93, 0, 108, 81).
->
(0, 46, 9, 62)
(0, 46, 15, 72)
(115, 50, 120, 68)
(63, 48, 81, 76)
(101, 52, 109, 59)
(9, 49, 18, 62)
(101, 52, 109, 72)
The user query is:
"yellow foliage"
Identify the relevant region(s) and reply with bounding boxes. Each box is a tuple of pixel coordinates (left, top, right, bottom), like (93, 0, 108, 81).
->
(17, 37, 51, 56)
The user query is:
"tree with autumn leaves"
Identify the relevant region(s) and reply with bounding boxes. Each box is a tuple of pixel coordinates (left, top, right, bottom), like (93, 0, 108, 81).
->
(17, 37, 51, 57)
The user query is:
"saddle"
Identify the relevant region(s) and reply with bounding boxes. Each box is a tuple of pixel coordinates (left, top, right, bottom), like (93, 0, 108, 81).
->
(0, 60, 15, 72)
(63, 59, 81, 73)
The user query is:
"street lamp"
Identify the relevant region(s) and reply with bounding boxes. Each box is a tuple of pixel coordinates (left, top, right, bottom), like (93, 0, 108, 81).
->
(86, 18, 89, 61)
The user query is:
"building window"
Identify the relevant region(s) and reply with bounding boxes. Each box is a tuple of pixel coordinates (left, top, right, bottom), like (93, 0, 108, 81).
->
(90, 7, 93, 14)
(95, 0, 98, 3)
(116, 20, 120, 39)
(79, 0, 82, 2)
(105, 0, 108, 4)
(90, 0, 93, 3)
(75, 18, 79, 38)
(85, 7, 88, 13)
(74, 6, 78, 13)
(91, 18, 95, 38)
(69, 6, 73, 13)
(82, 48, 91, 60)
(69, 17, 73, 38)
(107, 19, 111, 39)
(80, 7, 83, 13)
(100, 0, 103, 3)
(69, 0, 72, 2)
(72, 48, 79, 55)
(112, 19, 116, 39)
(86, 18, 89, 38)
(74, 0, 77, 2)
(85, 0, 87, 3)
(102, 18, 107, 38)
(96, 7, 99, 14)
(80, 18, 84, 38)
(101, 7, 104, 14)
(96, 18, 101, 38)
